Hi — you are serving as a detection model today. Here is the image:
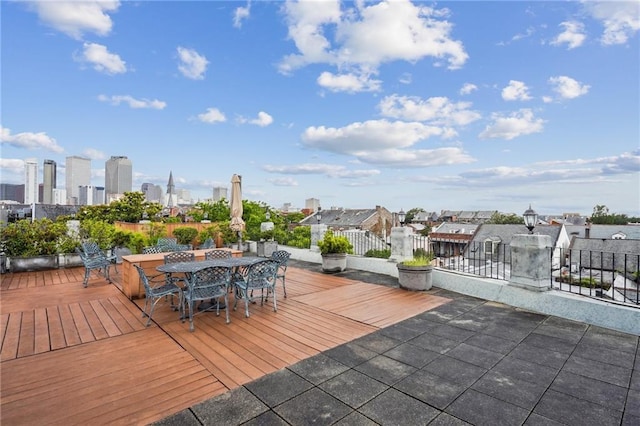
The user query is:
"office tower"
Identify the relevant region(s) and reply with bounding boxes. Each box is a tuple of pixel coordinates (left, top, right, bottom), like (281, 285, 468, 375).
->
(105, 156, 132, 202)
(141, 183, 163, 203)
(79, 185, 104, 205)
(24, 158, 38, 204)
(42, 159, 56, 204)
(176, 188, 191, 205)
(0, 184, 25, 203)
(52, 188, 66, 205)
(305, 198, 321, 212)
(66, 156, 91, 205)
(213, 186, 228, 201)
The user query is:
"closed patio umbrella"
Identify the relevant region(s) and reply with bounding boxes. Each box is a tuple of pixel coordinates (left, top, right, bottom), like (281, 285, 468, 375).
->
(230, 174, 245, 248)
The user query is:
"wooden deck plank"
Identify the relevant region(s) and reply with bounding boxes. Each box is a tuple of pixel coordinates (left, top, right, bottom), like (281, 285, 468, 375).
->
(1, 313, 20, 361)
(69, 302, 97, 344)
(17, 310, 35, 358)
(34, 308, 50, 354)
(59, 304, 82, 347)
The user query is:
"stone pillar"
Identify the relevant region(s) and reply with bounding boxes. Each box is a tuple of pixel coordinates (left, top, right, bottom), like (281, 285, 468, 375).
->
(509, 234, 552, 292)
(311, 224, 327, 252)
(389, 226, 413, 262)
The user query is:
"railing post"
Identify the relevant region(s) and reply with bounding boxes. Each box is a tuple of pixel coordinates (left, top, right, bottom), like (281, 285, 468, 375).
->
(310, 224, 327, 252)
(509, 234, 552, 291)
(389, 226, 413, 263)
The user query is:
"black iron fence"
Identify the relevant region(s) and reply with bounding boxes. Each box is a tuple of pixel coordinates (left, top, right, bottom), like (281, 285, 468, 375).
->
(554, 248, 639, 307)
(436, 240, 511, 281)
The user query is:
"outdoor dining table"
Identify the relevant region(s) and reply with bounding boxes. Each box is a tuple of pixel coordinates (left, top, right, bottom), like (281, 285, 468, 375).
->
(155, 256, 264, 312)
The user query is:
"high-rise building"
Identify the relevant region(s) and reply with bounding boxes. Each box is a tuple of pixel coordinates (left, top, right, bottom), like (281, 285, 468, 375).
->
(24, 158, 38, 205)
(78, 185, 105, 205)
(105, 156, 132, 202)
(42, 159, 56, 204)
(66, 156, 91, 205)
(213, 186, 228, 201)
(52, 188, 66, 205)
(0, 184, 24, 203)
(141, 182, 163, 203)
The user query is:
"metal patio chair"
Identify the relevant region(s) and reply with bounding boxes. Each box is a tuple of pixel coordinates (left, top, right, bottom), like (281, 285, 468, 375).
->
(183, 265, 231, 331)
(204, 249, 232, 260)
(232, 259, 279, 318)
(134, 264, 183, 327)
(76, 240, 115, 288)
(270, 250, 291, 298)
(163, 251, 195, 287)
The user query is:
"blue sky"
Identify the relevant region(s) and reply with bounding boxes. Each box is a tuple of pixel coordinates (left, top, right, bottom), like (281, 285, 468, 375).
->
(1, 0, 639, 216)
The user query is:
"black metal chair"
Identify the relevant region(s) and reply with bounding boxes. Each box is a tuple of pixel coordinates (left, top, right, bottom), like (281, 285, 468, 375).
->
(76, 240, 114, 288)
(232, 259, 279, 318)
(163, 251, 195, 288)
(134, 265, 183, 327)
(270, 250, 291, 298)
(184, 266, 231, 331)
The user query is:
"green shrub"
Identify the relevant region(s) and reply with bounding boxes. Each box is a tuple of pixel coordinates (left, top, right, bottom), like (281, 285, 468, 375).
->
(1, 218, 67, 256)
(79, 219, 116, 249)
(318, 230, 353, 255)
(365, 249, 391, 259)
(173, 227, 198, 245)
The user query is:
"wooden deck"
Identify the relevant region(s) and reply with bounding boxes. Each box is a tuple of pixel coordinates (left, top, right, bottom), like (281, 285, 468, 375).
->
(1, 264, 451, 425)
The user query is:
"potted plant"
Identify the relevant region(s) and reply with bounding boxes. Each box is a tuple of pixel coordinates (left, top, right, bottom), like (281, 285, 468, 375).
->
(397, 250, 435, 291)
(1, 218, 65, 271)
(318, 230, 353, 273)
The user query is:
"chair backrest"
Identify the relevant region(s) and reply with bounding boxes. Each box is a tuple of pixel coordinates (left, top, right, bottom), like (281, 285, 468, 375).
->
(157, 237, 177, 246)
(200, 238, 214, 249)
(270, 250, 291, 266)
(142, 246, 163, 254)
(205, 249, 232, 260)
(245, 259, 278, 289)
(134, 265, 153, 295)
(188, 266, 231, 292)
(81, 240, 102, 256)
(164, 251, 195, 264)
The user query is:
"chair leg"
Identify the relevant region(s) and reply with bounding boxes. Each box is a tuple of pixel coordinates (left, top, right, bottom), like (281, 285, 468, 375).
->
(83, 268, 90, 288)
(272, 286, 277, 312)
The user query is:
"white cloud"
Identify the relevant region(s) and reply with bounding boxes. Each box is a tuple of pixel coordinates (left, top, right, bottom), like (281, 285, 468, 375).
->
(0, 158, 25, 177)
(479, 109, 545, 140)
(501, 80, 532, 101)
(551, 21, 586, 49)
(548, 76, 590, 99)
(29, 0, 119, 40)
(300, 119, 475, 167)
(238, 111, 274, 127)
(233, 2, 251, 28)
(583, 1, 640, 45)
(197, 107, 227, 123)
(78, 42, 126, 74)
(97, 94, 166, 109)
(82, 148, 106, 160)
(177, 47, 209, 80)
(317, 71, 381, 93)
(279, 0, 468, 91)
(399, 73, 412, 84)
(267, 177, 299, 186)
(0, 126, 64, 153)
(263, 163, 381, 178)
(459, 83, 478, 95)
(378, 94, 481, 126)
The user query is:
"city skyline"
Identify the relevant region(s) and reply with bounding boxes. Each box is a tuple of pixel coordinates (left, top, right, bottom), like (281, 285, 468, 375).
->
(1, 1, 638, 216)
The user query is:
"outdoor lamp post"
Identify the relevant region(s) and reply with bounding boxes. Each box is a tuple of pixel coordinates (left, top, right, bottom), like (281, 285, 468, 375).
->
(523, 204, 538, 234)
(398, 209, 406, 227)
(316, 206, 322, 224)
(265, 211, 271, 221)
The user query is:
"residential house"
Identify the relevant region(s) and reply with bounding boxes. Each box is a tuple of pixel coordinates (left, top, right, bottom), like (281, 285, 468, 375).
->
(465, 224, 570, 269)
(300, 206, 394, 238)
(430, 223, 479, 257)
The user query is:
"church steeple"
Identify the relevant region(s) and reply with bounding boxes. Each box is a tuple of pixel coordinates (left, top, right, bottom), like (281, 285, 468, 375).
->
(166, 171, 176, 208)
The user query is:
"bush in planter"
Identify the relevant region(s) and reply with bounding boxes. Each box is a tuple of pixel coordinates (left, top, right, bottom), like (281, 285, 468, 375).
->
(173, 227, 198, 246)
(318, 230, 353, 255)
(398, 251, 435, 291)
(1, 218, 67, 257)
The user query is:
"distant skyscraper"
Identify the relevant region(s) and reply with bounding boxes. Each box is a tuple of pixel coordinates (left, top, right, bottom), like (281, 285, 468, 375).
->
(42, 159, 56, 204)
(78, 185, 104, 205)
(66, 156, 91, 205)
(213, 186, 228, 201)
(24, 158, 38, 205)
(105, 156, 132, 202)
(52, 188, 66, 205)
(0, 183, 24, 203)
(141, 182, 163, 203)
(305, 198, 321, 212)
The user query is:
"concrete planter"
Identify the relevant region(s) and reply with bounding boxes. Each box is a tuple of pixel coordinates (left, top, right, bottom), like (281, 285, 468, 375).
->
(321, 253, 347, 273)
(257, 241, 278, 257)
(397, 263, 433, 291)
(60, 253, 83, 268)
(9, 255, 59, 272)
